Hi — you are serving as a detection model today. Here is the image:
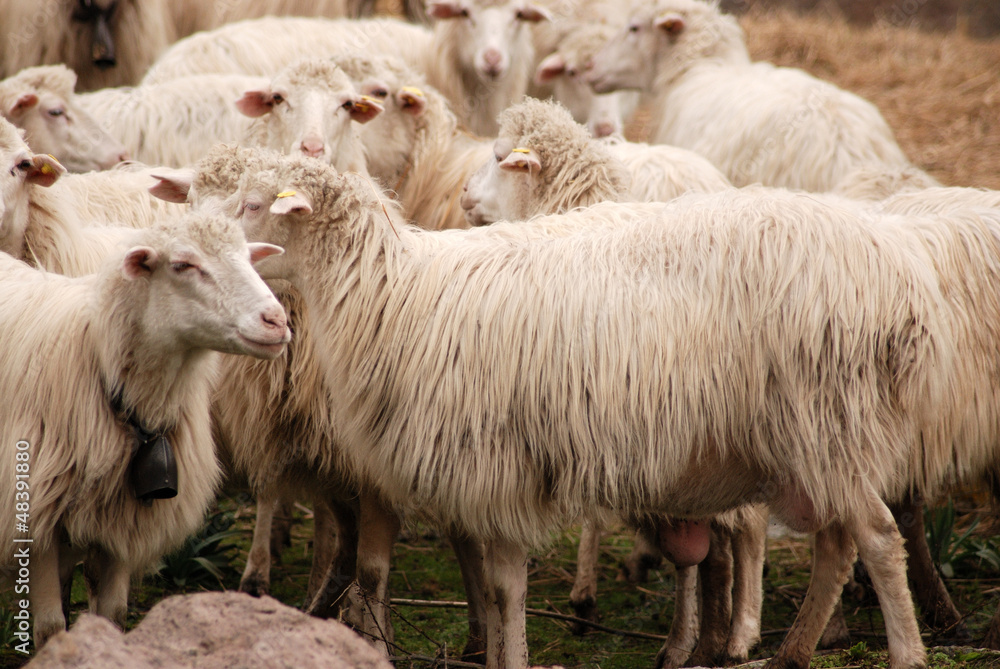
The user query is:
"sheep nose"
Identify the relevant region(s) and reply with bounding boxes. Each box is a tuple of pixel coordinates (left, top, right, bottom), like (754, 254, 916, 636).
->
(261, 307, 289, 335)
(592, 121, 615, 138)
(482, 48, 504, 76)
(300, 139, 325, 158)
(117, 149, 130, 163)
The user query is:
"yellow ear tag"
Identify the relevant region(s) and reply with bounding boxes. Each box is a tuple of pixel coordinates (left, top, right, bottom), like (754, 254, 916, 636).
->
(361, 95, 380, 103)
(401, 86, 425, 97)
(40, 163, 53, 175)
(511, 147, 531, 154)
(276, 191, 297, 198)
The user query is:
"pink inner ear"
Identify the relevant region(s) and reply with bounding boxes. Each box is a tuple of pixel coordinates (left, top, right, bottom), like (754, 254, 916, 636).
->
(427, 2, 466, 19)
(122, 246, 158, 279)
(347, 97, 384, 124)
(516, 5, 550, 22)
(10, 93, 38, 115)
(249, 243, 284, 264)
(534, 54, 566, 85)
(235, 90, 275, 117)
(655, 14, 685, 35)
(25, 154, 65, 188)
(397, 91, 427, 117)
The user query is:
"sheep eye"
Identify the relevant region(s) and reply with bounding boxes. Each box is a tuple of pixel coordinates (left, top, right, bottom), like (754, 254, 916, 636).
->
(48, 108, 65, 117)
(171, 261, 195, 272)
(244, 202, 260, 212)
(567, 68, 577, 77)
(371, 87, 388, 98)
(628, 24, 640, 33)
(17, 159, 32, 171)
(271, 93, 284, 104)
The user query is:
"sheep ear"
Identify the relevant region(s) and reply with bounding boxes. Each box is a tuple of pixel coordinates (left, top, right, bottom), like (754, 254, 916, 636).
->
(427, 1, 467, 19)
(149, 168, 195, 203)
(270, 191, 313, 215)
(25, 153, 65, 187)
(8, 93, 38, 116)
(248, 243, 284, 264)
(122, 246, 159, 279)
(534, 53, 566, 85)
(235, 90, 277, 117)
(655, 13, 685, 36)
(346, 96, 384, 124)
(515, 5, 551, 22)
(499, 150, 540, 174)
(397, 86, 427, 117)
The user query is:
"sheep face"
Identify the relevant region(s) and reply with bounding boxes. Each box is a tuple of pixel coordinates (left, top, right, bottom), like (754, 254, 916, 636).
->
(127, 221, 289, 360)
(0, 65, 129, 172)
(236, 61, 383, 171)
(428, 0, 549, 83)
(461, 137, 540, 226)
(354, 76, 428, 184)
(586, 12, 668, 94)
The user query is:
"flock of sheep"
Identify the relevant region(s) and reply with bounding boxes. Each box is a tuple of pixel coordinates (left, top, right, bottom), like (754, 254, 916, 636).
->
(1, 1, 999, 668)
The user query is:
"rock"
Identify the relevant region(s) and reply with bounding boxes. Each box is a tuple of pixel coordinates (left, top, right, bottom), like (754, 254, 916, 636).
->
(27, 591, 392, 669)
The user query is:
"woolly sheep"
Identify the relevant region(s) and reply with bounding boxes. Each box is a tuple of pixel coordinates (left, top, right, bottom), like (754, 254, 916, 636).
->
(237, 155, 957, 669)
(0, 211, 289, 648)
(149, 145, 490, 659)
(587, 0, 911, 191)
(459, 97, 756, 668)
(833, 164, 943, 201)
(0, 0, 178, 91)
(0, 119, 186, 275)
(142, 5, 550, 136)
(532, 22, 640, 138)
(168, 0, 365, 38)
(461, 99, 729, 225)
(0, 65, 128, 172)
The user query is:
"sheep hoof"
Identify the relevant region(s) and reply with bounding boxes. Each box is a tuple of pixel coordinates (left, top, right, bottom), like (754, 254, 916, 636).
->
(239, 576, 269, 598)
(461, 638, 486, 665)
(568, 596, 598, 636)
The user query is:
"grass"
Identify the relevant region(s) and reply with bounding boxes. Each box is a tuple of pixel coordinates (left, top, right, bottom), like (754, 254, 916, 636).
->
(4, 495, 1000, 668)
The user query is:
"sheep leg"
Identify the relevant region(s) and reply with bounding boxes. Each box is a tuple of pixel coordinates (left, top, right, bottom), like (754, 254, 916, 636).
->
(819, 599, 851, 649)
(846, 498, 925, 669)
(620, 521, 663, 583)
(83, 548, 129, 629)
(31, 539, 66, 648)
(764, 523, 855, 669)
(305, 498, 339, 604)
(240, 490, 278, 596)
(270, 494, 296, 564)
(449, 531, 488, 663)
(684, 526, 733, 667)
(653, 565, 699, 669)
(58, 542, 83, 622)
(892, 495, 968, 639)
(569, 519, 603, 633)
(483, 538, 529, 669)
(306, 498, 359, 619)
(348, 492, 401, 656)
(725, 509, 767, 663)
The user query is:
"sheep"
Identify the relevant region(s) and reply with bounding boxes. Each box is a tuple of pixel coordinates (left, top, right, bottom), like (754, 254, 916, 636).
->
(147, 145, 491, 660)
(461, 98, 730, 226)
(0, 119, 187, 276)
(833, 164, 943, 201)
(586, 0, 911, 191)
(142, 4, 551, 136)
(234, 154, 959, 669)
(532, 22, 640, 138)
(0, 65, 128, 172)
(80, 59, 380, 170)
(460, 97, 757, 667)
(0, 209, 290, 648)
(0, 0, 178, 91)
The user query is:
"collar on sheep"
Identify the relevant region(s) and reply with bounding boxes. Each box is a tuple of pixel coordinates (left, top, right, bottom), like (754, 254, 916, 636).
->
(108, 388, 178, 505)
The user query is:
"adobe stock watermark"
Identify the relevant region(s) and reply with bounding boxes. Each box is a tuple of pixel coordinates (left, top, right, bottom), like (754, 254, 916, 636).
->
(11, 439, 32, 655)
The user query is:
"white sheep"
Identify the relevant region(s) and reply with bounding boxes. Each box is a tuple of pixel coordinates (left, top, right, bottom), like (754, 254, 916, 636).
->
(461, 98, 730, 225)
(168, 0, 365, 38)
(235, 155, 957, 669)
(459, 97, 758, 667)
(0, 65, 128, 172)
(532, 22, 640, 138)
(80, 59, 380, 170)
(142, 5, 550, 136)
(148, 145, 491, 660)
(0, 119, 186, 275)
(0, 210, 290, 648)
(0, 0, 178, 91)
(587, 0, 911, 191)
(833, 164, 943, 201)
